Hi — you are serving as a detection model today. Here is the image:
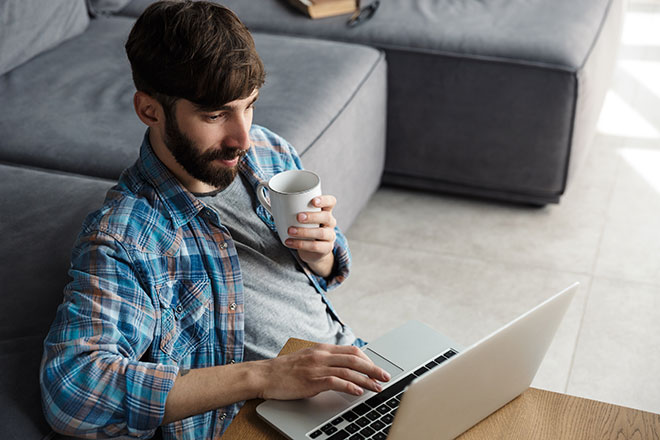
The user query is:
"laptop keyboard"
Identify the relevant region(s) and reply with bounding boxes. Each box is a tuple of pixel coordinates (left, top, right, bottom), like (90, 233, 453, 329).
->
(307, 349, 458, 440)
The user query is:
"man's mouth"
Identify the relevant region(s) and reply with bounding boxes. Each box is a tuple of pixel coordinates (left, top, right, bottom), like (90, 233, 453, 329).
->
(207, 147, 247, 166)
(218, 157, 240, 166)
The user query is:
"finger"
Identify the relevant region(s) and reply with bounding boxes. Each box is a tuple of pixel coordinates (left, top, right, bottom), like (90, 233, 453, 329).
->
(319, 345, 391, 382)
(310, 195, 336, 210)
(320, 344, 373, 364)
(315, 376, 365, 396)
(297, 211, 337, 227)
(326, 354, 391, 383)
(285, 238, 333, 254)
(315, 344, 375, 365)
(288, 226, 335, 241)
(320, 367, 383, 393)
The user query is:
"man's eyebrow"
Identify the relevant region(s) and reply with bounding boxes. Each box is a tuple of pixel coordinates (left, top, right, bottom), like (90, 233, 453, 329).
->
(195, 93, 259, 113)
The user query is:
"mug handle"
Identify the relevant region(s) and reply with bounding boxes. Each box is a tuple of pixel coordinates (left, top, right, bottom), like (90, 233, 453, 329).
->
(256, 182, 272, 214)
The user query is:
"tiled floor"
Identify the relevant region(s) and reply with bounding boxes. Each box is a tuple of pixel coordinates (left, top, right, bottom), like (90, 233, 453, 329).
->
(328, 0, 660, 414)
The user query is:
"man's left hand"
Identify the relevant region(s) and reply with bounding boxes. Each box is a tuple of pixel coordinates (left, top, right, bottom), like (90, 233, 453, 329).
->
(285, 195, 337, 278)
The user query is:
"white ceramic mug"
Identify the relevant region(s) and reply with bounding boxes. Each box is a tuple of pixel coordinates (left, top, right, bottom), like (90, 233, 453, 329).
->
(256, 170, 322, 245)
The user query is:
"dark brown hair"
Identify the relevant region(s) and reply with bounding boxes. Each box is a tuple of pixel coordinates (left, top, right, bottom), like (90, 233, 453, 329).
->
(125, 0, 265, 113)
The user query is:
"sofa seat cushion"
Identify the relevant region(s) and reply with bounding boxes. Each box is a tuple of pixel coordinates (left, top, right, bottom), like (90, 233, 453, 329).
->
(0, 165, 113, 440)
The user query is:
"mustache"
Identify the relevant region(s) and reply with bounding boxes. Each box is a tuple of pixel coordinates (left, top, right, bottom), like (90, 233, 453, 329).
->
(201, 146, 248, 162)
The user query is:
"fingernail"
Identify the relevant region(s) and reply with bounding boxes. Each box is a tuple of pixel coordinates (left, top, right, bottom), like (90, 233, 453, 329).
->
(313, 197, 321, 206)
(354, 387, 364, 396)
(375, 382, 383, 392)
(285, 239, 293, 246)
(289, 227, 298, 235)
(298, 213, 307, 221)
(383, 372, 391, 381)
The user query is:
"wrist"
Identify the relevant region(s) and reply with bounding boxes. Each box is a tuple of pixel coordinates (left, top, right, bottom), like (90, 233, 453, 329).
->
(247, 359, 271, 400)
(305, 252, 335, 278)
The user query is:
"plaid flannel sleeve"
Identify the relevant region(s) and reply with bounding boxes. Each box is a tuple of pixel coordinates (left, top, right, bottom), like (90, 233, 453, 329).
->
(40, 230, 179, 438)
(280, 138, 352, 292)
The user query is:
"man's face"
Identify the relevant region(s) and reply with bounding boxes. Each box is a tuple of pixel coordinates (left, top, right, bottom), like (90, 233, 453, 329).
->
(162, 90, 258, 190)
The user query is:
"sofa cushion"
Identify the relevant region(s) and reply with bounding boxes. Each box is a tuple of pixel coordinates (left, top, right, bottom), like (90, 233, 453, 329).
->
(0, 0, 89, 76)
(122, 0, 609, 69)
(0, 164, 113, 440)
(87, 0, 133, 17)
(0, 15, 386, 227)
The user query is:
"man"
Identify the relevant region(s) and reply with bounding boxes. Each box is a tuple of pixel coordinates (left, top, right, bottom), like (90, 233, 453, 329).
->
(39, 1, 389, 438)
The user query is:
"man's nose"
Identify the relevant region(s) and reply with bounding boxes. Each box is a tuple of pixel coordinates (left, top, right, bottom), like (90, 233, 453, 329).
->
(225, 114, 251, 150)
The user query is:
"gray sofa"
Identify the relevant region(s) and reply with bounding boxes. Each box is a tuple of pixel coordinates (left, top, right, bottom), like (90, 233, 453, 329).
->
(123, 0, 624, 205)
(0, 0, 621, 439)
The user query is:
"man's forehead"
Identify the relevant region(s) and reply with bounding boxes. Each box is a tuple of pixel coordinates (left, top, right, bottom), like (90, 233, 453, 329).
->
(191, 89, 260, 112)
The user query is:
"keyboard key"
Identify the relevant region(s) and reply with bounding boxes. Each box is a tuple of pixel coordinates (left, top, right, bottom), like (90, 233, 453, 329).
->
(371, 420, 386, 431)
(365, 392, 388, 408)
(310, 430, 322, 438)
(360, 426, 376, 437)
(331, 417, 343, 425)
(327, 429, 349, 440)
(445, 349, 458, 358)
(383, 425, 391, 434)
(434, 355, 448, 365)
(386, 398, 399, 409)
(373, 433, 387, 440)
(376, 404, 390, 415)
(348, 433, 365, 440)
(353, 403, 370, 415)
(323, 426, 338, 435)
(413, 366, 428, 376)
(321, 423, 333, 432)
(381, 413, 394, 425)
(365, 374, 414, 409)
(342, 410, 358, 422)
(425, 361, 438, 369)
(356, 417, 370, 428)
(345, 423, 360, 434)
(366, 410, 380, 421)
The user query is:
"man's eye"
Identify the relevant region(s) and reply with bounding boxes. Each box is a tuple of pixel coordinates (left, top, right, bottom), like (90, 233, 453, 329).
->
(207, 114, 223, 121)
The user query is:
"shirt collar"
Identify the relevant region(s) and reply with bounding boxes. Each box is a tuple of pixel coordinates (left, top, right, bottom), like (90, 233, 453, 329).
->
(136, 129, 206, 230)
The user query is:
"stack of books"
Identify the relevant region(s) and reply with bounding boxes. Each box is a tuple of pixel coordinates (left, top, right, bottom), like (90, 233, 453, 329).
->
(288, 0, 357, 19)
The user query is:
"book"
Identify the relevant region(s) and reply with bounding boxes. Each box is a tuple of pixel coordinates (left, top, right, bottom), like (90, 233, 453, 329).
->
(288, 0, 357, 19)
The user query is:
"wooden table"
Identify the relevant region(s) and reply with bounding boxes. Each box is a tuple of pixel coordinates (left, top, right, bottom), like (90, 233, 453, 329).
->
(222, 339, 660, 439)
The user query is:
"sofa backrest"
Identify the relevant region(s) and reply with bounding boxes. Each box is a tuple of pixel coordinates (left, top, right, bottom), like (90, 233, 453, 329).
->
(0, 0, 90, 76)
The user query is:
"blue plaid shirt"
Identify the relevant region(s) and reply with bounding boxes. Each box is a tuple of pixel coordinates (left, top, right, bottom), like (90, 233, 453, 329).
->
(40, 126, 351, 439)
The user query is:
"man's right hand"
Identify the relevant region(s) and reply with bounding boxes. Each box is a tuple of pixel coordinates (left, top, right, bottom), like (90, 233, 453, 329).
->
(163, 343, 391, 425)
(255, 344, 391, 400)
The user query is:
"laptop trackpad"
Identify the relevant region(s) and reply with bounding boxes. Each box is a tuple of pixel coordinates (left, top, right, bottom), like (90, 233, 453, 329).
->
(340, 348, 404, 403)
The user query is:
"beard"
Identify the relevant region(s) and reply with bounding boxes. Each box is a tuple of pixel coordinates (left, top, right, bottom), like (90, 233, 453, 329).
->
(163, 114, 247, 190)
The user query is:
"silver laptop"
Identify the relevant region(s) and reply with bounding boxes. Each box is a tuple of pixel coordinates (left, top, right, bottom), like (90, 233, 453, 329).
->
(257, 282, 578, 440)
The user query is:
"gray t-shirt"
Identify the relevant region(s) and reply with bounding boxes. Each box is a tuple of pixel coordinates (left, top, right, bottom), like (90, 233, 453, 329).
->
(196, 175, 355, 361)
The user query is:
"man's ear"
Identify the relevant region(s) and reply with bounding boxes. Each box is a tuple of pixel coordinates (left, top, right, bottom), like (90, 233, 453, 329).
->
(133, 91, 163, 127)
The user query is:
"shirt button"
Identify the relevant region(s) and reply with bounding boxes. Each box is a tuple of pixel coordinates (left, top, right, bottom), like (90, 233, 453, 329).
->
(230, 359, 236, 364)
(175, 305, 183, 313)
(219, 242, 228, 250)
(229, 302, 237, 311)
(220, 412, 227, 420)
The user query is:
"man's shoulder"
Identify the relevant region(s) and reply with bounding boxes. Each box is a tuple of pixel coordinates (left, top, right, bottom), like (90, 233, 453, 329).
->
(249, 125, 294, 154)
(80, 180, 179, 255)
(246, 125, 302, 177)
